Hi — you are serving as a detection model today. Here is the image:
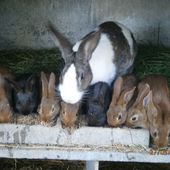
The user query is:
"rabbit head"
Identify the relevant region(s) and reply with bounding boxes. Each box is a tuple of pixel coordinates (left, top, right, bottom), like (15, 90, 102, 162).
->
(60, 101, 80, 128)
(48, 22, 100, 104)
(48, 21, 136, 104)
(87, 104, 107, 126)
(38, 72, 60, 125)
(142, 90, 170, 148)
(8, 74, 40, 115)
(139, 75, 170, 148)
(126, 82, 150, 128)
(107, 76, 136, 127)
(0, 75, 13, 123)
(86, 82, 111, 126)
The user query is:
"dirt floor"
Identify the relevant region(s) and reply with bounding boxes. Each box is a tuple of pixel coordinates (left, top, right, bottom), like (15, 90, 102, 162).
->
(0, 159, 170, 170)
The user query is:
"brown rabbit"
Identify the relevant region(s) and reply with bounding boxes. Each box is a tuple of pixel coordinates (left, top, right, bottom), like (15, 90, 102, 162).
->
(0, 75, 13, 123)
(60, 101, 80, 128)
(38, 71, 60, 126)
(126, 82, 150, 128)
(143, 75, 170, 148)
(107, 75, 136, 127)
(126, 75, 170, 148)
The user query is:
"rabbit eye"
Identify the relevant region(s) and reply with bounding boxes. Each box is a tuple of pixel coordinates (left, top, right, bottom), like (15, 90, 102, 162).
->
(132, 117, 136, 121)
(89, 112, 93, 116)
(78, 72, 84, 83)
(51, 106, 55, 112)
(118, 114, 122, 120)
(153, 131, 158, 138)
(80, 73, 84, 80)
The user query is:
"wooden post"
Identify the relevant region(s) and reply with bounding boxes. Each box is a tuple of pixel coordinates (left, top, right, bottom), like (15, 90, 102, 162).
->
(86, 161, 99, 170)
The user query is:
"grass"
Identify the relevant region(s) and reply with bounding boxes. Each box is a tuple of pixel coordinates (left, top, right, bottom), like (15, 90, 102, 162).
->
(134, 43, 170, 85)
(0, 48, 64, 75)
(0, 44, 170, 85)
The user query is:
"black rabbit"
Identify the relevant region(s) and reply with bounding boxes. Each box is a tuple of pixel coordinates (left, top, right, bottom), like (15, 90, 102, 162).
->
(86, 82, 112, 126)
(8, 74, 40, 115)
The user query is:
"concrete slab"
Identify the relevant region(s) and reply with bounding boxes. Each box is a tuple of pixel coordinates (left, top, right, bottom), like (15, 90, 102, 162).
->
(0, 144, 170, 163)
(3, 124, 169, 165)
(0, 124, 149, 147)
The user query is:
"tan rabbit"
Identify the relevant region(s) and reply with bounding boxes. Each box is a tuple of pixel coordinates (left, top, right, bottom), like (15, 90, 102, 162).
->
(126, 75, 170, 148)
(125, 82, 150, 128)
(143, 75, 170, 148)
(107, 75, 136, 127)
(38, 71, 60, 126)
(0, 75, 13, 123)
(60, 101, 80, 128)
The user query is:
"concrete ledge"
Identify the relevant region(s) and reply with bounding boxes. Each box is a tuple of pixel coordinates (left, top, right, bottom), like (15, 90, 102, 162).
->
(0, 124, 149, 147)
(0, 124, 170, 164)
(0, 144, 170, 163)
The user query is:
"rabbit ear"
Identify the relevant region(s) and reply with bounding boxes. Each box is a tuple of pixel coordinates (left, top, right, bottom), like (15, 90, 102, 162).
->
(48, 72, 56, 99)
(5, 78, 20, 92)
(77, 31, 101, 63)
(112, 77, 123, 105)
(143, 90, 153, 107)
(47, 21, 73, 63)
(132, 82, 150, 107)
(0, 76, 7, 99)
(26, 75, 36, 91)
(123, 86, 136, 104)
(41, 71, 48, 98)
(143, 90, 158, 122)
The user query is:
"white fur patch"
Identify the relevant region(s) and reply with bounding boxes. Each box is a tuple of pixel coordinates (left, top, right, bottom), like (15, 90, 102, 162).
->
(89, 34, 116, 85)
(72, 40, 82, 52)
(116, 22, 134, 56)
(59, 64, 83, 104)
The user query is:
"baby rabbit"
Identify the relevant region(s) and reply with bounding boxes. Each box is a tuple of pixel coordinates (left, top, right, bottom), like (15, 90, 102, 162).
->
(143, 75, 170, 148)
(126, 75, 170, 148)
(107, 75, 136, 127)
(85, 82, 112, 126)
(126, 82, 150, 128)
(60, 101, 80, 128)
(8, 74, 40, 115)
(38, 71, 60, 126)
(0, 75, 13, 123)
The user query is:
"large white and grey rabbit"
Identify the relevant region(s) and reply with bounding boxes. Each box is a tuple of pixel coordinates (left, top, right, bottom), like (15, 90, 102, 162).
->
(48, 21, 137, 104)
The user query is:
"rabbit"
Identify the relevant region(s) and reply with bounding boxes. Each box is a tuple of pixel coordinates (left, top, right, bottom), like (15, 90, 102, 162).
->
(38, 71, 60, 126)
(85, 82, 112, 126)
(142, 75, 170, 148)
(60, 101, 80, 128)
(125, 82, 150, 129)
(107, 75, 137, 127)
(7, 74, 40, 115)
(48, 21, 137, 104)
(0, 75, 13, 123)
(126, 75, 170, 148)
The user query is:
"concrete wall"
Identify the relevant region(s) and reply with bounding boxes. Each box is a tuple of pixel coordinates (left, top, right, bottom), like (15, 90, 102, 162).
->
(0, 0, 170, 49)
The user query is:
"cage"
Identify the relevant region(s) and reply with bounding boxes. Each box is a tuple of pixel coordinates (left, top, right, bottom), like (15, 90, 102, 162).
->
(0, 0, 170, 170)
